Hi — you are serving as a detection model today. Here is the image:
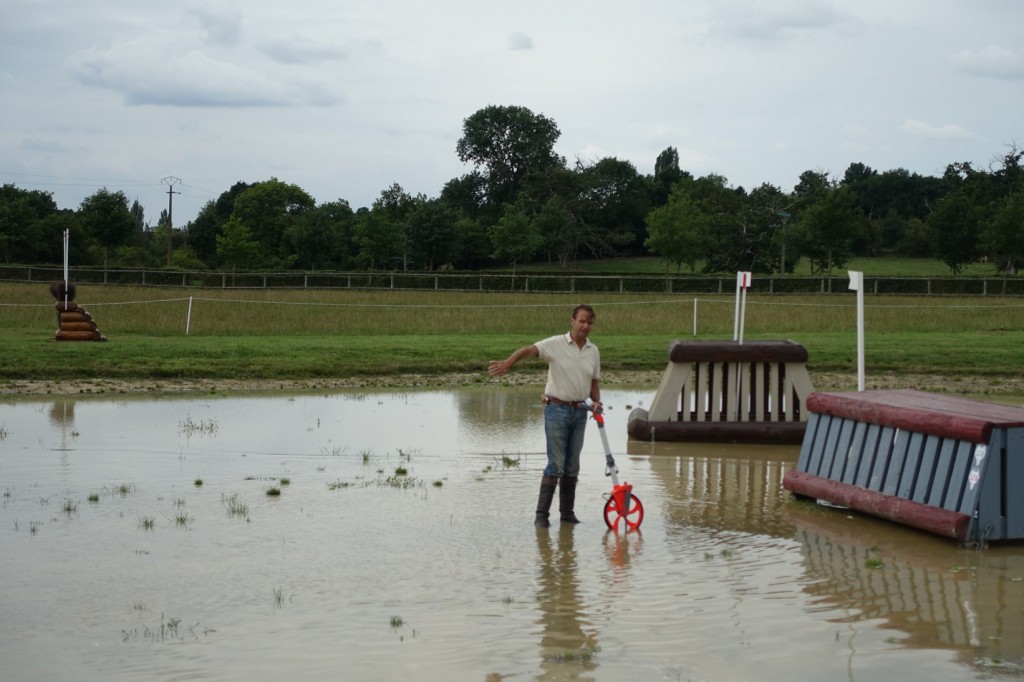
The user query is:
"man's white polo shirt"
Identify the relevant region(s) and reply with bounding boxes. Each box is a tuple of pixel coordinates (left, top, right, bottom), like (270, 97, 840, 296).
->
(535, 332, 601, 402)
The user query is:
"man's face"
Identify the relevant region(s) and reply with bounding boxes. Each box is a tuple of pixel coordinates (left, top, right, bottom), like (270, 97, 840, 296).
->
(570, 310, 595, 340)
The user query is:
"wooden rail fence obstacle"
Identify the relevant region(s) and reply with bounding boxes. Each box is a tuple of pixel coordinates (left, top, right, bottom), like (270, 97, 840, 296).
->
(627, 340, 814, 444)
(50, 281, 107, 342)
(783, 390, 1024, 542)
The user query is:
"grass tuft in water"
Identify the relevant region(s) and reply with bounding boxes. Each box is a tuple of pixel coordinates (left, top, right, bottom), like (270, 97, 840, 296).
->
(279, 477, 290, 486)
(222, 493, 249, 519)
(87, 492, 100, 503)
(61, 499, 78, 515)
(266, 487, 281, 497)
(394, 466, 408, 476)
(499, 454, 521, 468)
(327, 480, 353, 490)
(194, 478, 203, 486)
(112, 483, 137, 497)
(174, 512, 191, 527)
(179, 415, 219, 437)
(139, 516, 155, 530)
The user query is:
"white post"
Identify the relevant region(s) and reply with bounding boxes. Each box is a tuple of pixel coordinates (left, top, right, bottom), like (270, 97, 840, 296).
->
(62, 229, 69, 309)
(849, 271, 865, 391)
(692, 298, 697, 336)
(186, 296, 193, 335)
(734, 272, 751, 344)
(733, 273, 741, 341)
(734, 272, 751, 420)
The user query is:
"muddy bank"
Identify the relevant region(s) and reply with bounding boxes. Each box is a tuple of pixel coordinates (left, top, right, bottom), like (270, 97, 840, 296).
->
(2, 369, 1023, 399)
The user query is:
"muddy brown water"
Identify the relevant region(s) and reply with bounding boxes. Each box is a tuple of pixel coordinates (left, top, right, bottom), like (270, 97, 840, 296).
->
(1, 386, 1022, 681)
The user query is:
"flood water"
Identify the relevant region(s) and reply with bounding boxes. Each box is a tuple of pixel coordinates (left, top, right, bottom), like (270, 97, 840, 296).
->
(1, 385, 1022, 681)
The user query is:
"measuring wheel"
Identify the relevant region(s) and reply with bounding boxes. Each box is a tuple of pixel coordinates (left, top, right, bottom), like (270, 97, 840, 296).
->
(603, 489, 644, 531)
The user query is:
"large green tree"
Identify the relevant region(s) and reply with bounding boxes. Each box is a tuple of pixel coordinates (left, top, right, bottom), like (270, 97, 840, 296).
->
(187, 181, 252, 267)
(927, 190, 981, 274)
(0, 184, 60, 263)
(230, 178, 314, 267)
(644, 188, 706, 273)
(456, 105, 564, 206)
(78, 187, 138, 267)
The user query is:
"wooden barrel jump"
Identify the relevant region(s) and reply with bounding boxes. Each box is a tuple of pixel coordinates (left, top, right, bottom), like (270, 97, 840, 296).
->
(50, 281, 107, 342)
(783, 390, 1024, 543)
(627, 340, 814, 444)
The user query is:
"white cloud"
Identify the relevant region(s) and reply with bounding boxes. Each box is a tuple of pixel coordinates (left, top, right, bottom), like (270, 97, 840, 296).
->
(951, 45, 1024, 80)
(899, 119, 977, 140)
(260, 35, 351, 65)
(65, 35, 339, 107)
(508, 32, 534, 51)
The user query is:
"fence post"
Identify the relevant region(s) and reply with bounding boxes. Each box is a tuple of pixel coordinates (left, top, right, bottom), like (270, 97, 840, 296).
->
(186, 296, 193, 335)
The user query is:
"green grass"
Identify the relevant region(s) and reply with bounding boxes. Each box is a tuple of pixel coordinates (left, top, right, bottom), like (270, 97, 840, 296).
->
(1, 282, 1023, 391)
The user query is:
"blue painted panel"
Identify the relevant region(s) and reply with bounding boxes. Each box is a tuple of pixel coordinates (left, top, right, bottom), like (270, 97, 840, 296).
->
(896, 432, 928, 500)
(794, 412, 821, 472)
(803, 413, 831, 475)
(820, 415, 844, 478)
(943, 441, 974, 512)
(928, 440, 957, 507)
(1004, 429, 1024, 538)
(827, 417, 856, 481)
(868, 426, 896, 492)
(842, 421, 870, 485)
(882, 428, 912, 496)
(854, 424, 883, 489)
(910, 435, 941, 504)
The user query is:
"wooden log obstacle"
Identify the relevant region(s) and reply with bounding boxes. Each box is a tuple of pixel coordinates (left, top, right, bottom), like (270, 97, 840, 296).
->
(627, 340, 814, 443)
(783, 390, 1024, 543)
(49, 280, 107, 342)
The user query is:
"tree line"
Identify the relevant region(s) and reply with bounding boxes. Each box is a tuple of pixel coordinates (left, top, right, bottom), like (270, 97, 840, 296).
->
(2, 105, 1022, 276)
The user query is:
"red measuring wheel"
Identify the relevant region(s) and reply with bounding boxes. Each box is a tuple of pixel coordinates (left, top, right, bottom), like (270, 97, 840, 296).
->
(603, 483, 644, 531)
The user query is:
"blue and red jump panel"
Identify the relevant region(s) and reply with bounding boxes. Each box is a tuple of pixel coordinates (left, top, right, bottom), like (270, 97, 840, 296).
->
(783, 390, 1024, 542)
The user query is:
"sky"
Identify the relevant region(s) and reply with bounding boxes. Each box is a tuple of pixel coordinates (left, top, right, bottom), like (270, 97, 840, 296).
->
(2, 0, 1023, 228)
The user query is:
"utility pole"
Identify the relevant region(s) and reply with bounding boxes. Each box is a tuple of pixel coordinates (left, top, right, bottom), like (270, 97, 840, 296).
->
(161, 176, 181, 267)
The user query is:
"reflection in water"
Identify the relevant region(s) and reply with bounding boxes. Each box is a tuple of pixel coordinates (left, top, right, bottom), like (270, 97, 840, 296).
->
(637, 439, 1024, 674)
(47, 400, 76, 453)
(535, 526, 599, 681)
(457, 387, 546, 452)
(788, 505, 1024, 673)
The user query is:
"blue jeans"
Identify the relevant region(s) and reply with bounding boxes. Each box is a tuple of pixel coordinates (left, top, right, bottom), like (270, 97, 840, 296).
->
(543, 403, 588, 477)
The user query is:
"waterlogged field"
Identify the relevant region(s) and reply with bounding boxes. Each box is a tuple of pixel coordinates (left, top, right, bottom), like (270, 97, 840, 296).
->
(2, 386, 1023, 681)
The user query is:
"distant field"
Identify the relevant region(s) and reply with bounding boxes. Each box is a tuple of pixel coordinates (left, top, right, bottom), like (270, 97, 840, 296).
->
(2, 282, 1023, 391)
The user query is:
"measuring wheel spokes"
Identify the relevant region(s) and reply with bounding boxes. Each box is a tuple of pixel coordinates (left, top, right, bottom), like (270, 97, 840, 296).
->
(603, 489, 644, 532)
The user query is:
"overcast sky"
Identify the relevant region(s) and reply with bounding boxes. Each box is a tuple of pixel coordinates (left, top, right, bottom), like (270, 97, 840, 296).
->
(3, 0, 1022, 227)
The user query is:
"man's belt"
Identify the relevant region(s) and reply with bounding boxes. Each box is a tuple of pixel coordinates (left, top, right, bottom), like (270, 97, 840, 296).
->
(543, 395, 585, 408)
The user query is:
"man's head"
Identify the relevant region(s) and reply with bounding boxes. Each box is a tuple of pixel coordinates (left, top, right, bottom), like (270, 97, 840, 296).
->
(570, 304, 596, 343)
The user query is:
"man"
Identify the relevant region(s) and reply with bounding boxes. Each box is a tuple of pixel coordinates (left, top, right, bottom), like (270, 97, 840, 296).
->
(488, 304, 603, 528)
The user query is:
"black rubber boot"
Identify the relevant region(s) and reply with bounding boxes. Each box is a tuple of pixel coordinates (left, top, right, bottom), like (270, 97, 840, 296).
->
(535, 476, 558, 528)
(559, 475, 580, 523)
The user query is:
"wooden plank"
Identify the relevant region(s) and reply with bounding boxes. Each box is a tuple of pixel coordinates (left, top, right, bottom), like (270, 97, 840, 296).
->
(782, 471, 972, 541)
(896, 431, 927, 500)
(668, 339, 808, 364)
